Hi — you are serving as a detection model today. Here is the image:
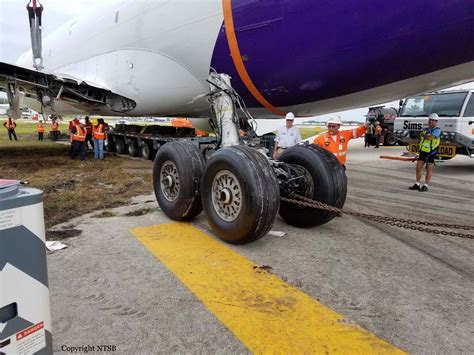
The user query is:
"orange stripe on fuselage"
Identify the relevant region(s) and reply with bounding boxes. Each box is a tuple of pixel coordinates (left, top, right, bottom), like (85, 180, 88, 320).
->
(222, 0, 285, 116)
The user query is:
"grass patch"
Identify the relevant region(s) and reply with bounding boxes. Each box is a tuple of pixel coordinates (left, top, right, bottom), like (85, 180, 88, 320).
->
(0, 139, 152, 228)
(297, 126, 326, 140)
(0, 119, 67, 142)
(124, 208, 154, 217)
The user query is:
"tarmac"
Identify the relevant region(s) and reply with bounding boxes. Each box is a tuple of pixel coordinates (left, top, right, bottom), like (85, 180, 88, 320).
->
(47, 140, 474, 354)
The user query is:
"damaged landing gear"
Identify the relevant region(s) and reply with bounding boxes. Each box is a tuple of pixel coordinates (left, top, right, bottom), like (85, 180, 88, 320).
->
(153, 143, 345, 244)
(153, 141, 205, 220)
(277, 145, 347, 227)
(152, 72, 346, 244)
(201, 145, 280, 244)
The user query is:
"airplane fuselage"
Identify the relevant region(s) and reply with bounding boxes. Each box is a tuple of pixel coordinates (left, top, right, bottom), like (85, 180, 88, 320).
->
(15, 0, 474, 118)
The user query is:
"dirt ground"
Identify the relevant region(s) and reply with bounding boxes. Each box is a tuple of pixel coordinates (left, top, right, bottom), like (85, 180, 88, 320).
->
(0, 138, 153, 235)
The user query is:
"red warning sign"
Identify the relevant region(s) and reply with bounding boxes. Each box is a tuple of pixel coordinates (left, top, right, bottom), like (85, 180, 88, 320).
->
(16, 322, 44, 341)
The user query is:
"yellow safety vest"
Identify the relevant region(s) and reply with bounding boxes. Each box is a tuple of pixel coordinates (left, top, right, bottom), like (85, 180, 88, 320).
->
(419, 128, 440, 153)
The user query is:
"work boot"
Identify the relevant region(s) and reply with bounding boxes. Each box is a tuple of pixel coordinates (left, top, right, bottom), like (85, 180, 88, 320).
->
(409, 183, 420, 190)
(419, 185, 428, 192)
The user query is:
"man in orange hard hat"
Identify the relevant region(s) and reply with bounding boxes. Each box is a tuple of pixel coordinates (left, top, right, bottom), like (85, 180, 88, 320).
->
(314, 115, 369, 168)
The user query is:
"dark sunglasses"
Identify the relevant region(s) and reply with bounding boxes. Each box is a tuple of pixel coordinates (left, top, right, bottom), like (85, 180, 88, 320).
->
(327, 124, 338, 128)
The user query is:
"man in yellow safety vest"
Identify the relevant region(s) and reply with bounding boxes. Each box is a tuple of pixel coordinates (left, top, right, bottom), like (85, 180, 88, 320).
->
(409, 113, 441, 192)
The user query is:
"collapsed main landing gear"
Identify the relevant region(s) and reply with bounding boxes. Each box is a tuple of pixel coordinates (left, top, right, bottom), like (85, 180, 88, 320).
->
(201, 145, 280, 244)
(277, 145, 347, 227)
(152, 72, 347, 244)
(153, 141, 205, 220)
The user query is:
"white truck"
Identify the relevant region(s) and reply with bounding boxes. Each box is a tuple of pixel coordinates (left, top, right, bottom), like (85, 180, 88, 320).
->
(394, 90, 474, 159)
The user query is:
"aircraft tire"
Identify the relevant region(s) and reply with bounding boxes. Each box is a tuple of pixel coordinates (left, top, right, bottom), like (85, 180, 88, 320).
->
(128, 140, 139, 157)
(141, 142, 152, 160)
(278, 145, 347, 228)
(115, 138, 126, 154)
(153, 141, 205, 220)
(201, 146, 280, 244)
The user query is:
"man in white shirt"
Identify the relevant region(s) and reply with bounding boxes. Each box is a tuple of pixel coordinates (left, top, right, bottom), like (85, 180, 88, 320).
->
(273, 112, 302, 159)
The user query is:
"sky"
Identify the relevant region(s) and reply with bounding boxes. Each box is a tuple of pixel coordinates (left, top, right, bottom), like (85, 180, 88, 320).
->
(0, 0, 472, 121)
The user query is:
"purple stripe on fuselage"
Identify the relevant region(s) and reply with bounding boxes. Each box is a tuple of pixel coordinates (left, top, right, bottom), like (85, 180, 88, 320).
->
(211, 0, 474, 108)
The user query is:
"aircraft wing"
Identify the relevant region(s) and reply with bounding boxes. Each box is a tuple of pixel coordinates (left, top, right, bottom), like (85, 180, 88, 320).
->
(0, 62, 136, 117)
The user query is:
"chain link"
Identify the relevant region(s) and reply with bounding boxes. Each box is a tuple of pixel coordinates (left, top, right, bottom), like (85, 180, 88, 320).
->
(281, 194, 474, 239)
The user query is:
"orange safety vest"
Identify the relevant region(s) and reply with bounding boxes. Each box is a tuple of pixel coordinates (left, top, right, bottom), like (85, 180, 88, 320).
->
(93, 124, 105, 140)
(51, 121, 59, 131)
(314, 125, 366, 165)
(171, 118, 193, 128)
(5, 119, 15, 128)
(72, 124, 86, 142)
(37, 123, 45, 133)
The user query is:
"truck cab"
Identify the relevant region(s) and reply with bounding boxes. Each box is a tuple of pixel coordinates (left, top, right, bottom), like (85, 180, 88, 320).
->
(394, 90, 474, 158)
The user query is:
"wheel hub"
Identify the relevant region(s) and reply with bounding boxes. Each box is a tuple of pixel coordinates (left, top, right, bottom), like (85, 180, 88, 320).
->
(220, 189, 232, 204)
(162, 176, 173, 188)
(160, 161, 180, 201)
(212, 170, 242, 222)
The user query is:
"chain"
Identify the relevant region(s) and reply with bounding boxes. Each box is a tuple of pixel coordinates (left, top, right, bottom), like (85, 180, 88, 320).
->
(281, 194, 474, 239)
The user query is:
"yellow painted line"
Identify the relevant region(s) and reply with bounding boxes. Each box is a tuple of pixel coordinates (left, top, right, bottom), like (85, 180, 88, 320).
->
(131, 223, 405, 354)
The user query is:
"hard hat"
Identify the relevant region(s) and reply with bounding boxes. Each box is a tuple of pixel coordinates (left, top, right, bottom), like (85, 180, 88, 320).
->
(285, 112, 295, 120)
(79, 118, 85, 124)
(327, 115, 342, 125)
(429, 113, 439, 121)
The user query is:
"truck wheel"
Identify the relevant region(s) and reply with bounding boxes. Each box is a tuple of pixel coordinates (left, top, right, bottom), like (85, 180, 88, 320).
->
(115, 138, 126, 154)
(141, 142, 152, 160)
(153, 141, 205, 220)
(128, 140, 139, 157)
(106, 138, 116, 152)
(278, 145, 347, 228)
(201, 146, 279, 244)
(384, 133, 396, 146)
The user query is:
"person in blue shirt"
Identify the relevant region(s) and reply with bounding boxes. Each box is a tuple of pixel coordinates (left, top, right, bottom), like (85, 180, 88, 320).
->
(409, 113, 441, 192)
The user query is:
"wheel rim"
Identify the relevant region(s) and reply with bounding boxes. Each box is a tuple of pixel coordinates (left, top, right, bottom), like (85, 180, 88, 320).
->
(211, 170, 242, 222)
(160, 160, 180, 201)
(143, 145, 149, 158)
